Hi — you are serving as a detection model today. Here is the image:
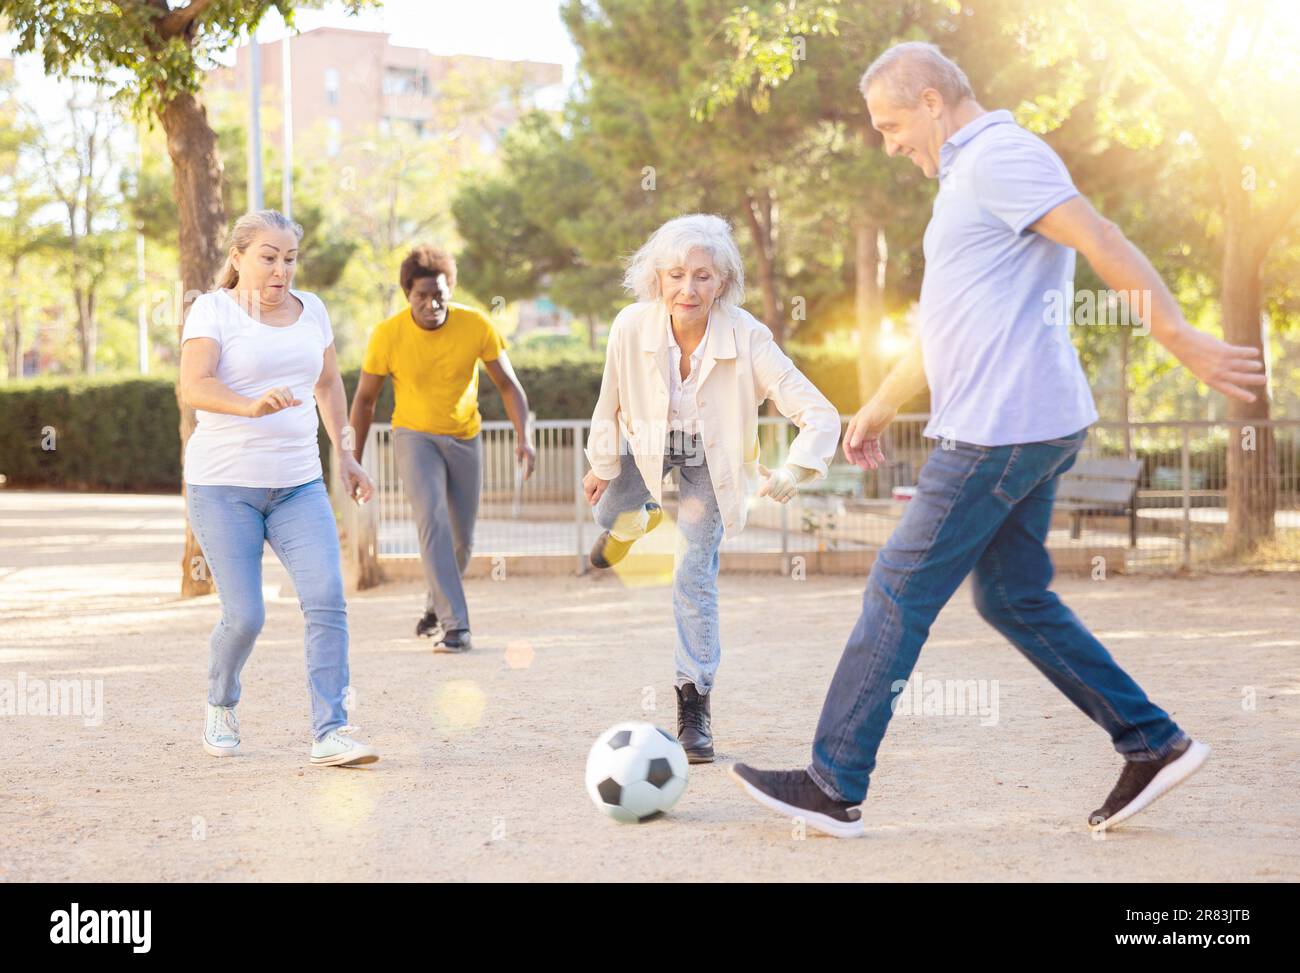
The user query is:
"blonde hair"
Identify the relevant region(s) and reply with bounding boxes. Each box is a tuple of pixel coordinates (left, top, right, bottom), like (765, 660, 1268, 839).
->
(623, 213, 745, 309)
(213, 209, 304, 290)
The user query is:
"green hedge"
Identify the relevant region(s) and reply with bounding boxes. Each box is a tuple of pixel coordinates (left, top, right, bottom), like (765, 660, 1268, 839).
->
(1, 347, 869, 491)
(0, 376, 183, 491)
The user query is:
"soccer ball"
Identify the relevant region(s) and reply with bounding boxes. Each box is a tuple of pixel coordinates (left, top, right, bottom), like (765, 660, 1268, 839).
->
(585, 722, 689, 823)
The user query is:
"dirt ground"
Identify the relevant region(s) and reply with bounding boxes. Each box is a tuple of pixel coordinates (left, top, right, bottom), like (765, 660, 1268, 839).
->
(2, 491, 1297, 882)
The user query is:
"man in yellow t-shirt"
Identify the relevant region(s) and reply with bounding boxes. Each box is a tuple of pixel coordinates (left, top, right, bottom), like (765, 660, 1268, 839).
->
(349, 245, 535, 652)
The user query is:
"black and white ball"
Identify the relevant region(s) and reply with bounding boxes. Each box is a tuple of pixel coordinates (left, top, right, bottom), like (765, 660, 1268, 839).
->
(585, 722, 689, 823)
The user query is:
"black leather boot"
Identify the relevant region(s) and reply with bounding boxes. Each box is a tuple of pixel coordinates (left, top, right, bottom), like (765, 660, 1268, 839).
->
(676, 683, 714, 763)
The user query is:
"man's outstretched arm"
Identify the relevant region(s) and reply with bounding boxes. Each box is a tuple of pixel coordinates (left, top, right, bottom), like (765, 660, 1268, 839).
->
(1031, 196, 1267, 403)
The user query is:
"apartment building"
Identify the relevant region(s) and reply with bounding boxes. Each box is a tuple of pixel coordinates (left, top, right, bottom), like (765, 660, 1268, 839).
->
(211, 26, 564, 155)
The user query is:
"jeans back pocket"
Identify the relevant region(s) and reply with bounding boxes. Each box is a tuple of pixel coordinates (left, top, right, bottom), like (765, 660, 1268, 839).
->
(992, 430, 1088, 507)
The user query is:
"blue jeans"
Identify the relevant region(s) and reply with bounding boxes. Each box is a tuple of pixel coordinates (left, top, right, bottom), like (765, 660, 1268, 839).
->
(808, 429, 1186, 804)
(593, 432, 723, 693)
(187, 477, 350, 741)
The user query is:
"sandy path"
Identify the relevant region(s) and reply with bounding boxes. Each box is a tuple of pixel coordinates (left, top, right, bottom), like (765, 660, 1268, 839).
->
(1, 492, 1297, 881)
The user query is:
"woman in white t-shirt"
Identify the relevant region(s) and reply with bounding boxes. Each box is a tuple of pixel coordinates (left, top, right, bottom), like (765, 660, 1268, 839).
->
(179, 209, 378, 768)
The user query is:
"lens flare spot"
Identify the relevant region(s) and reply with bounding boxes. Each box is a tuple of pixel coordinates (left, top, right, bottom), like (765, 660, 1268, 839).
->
(432, 679, 487, 735)
(610, 509, 677, 588)
(308, 771, 378, 834)
(505, 640, 535, 670)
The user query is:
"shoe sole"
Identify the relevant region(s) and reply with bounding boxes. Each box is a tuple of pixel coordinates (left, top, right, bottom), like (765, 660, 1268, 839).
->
(590, 507, 664, 569)
(686, 750, 715, 764)
(432, 641, 471, 654)
(1089, 740, 1211, 833)
(590, 533, 629, 569)
(310, 751, 380, 768)
(727, 764, 865, 839)
(202, 734, 239, 757)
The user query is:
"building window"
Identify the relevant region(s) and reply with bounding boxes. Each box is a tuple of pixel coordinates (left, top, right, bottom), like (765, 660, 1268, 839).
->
(382, 67, 419, 96)
(326, 117, 342, 157)
(324, 67, 340, 106)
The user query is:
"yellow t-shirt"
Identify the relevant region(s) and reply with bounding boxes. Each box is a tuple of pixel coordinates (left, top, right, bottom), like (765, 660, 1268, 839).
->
(361, 302, 507, 439)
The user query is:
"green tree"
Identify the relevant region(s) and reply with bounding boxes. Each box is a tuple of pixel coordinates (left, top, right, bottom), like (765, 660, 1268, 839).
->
(3, 0, 377, 595)
(561, 0, 848, 346)
(33, 86, 125, 375)
(452, 111, 624, 348)
(694, 0, 935, 400)
(0, 62, 60, 378)
(1087, 0, 1300, 550)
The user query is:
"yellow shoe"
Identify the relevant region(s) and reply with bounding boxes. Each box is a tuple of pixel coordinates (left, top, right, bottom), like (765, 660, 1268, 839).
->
(590, 503, 663, 569)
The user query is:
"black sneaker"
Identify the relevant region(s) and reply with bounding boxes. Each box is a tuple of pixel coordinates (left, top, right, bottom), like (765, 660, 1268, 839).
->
(676, 683, 714, 763)
(729, 763, 864, 838)
(1089, 738, 1210, 832)
(433, 629, 472, 654)
(415, 610, 443, 639)
(590, 503, 663, 569)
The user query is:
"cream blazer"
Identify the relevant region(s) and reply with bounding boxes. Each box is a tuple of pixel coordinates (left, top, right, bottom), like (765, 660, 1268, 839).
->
(584, 300, 841, 540)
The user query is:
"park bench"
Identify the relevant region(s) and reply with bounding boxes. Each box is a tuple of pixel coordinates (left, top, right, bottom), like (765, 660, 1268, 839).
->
(1054, 458, 1143, 547)
(800, 465, 866, 498)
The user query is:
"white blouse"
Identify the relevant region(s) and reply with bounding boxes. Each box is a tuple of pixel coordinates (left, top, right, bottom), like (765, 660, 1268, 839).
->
(667, 313, 710, 436)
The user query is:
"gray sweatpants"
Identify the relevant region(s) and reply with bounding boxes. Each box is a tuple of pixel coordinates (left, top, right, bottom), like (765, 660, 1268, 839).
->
(393, 427, 483, 633)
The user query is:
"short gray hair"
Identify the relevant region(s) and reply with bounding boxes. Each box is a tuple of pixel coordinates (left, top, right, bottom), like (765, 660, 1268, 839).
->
(859, 41, 975, 108)
(623, 213, 745, 309)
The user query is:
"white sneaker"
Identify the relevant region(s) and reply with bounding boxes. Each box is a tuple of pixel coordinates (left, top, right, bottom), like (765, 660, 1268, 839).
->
(203, 703, 240, 757)
(310, 726, 379, 767)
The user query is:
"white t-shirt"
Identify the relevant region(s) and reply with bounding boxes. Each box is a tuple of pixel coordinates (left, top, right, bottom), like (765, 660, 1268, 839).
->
(181, 288, 334, 487)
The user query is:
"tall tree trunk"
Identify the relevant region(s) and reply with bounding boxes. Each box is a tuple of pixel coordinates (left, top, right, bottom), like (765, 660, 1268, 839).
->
(161, 91, 227, 598)
(586, 313, 597, 351)
(853, 211, 885, 409)
(1220, 218, 1276, 553)
(742, 188, 783, 346)
(76, 286, 96, 375)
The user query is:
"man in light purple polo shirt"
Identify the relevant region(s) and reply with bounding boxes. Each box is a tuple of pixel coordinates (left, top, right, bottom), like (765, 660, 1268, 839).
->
(732, 42, 1267, 838)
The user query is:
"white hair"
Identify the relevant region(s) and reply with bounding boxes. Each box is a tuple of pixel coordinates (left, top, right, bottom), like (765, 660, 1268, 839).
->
(859, 41, 975, 108)
(623, 213, 745, 309)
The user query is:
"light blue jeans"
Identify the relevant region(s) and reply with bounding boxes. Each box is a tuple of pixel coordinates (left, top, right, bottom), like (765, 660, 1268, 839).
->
(593, 432, 724, 693)
(187, 477, 350, 741)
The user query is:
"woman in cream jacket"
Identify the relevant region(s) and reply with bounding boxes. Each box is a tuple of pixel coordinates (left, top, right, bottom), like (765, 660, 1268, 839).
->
(583, 213, 841, 762)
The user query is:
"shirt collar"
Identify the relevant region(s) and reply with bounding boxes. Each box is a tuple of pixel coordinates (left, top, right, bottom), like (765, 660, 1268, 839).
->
(939, 109, 1015, 177)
